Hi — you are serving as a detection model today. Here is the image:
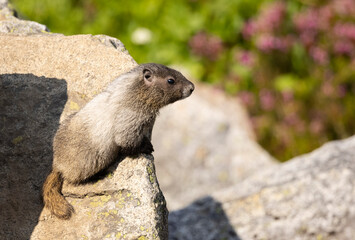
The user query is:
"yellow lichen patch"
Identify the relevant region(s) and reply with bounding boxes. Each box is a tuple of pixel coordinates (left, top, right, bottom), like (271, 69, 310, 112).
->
(261, 183, 299, 202)
(146, 165, 156, 184)
(80, 93, 88, 100)
(115, 232, 122, 239)
(86, 210, 92, 217)
(99, 211, 110, 218)
(90, 201, 102, 208)
(12, 136, 23, 144)
(116, 193, 127, 209)
(149, 175, 155, 184)
(227, 193, 265, 219)
(70, 200, 77, 206)
(80, 235, 89, 240)
(140, 226, 145, 231)
(93, 179, 101, 186)
(69, 101, 80, 110)
(218, 123, 229, 132)
(100, 195, 112, 202)
(109, 209, 118, 214)
(106, 172, 113, 179)
(89, 195, 111, 207)
(218, 171, 229, 182)
(138, 236, 147, 240)
(120, 217, 125, 223)
(41, 30, 52, 34)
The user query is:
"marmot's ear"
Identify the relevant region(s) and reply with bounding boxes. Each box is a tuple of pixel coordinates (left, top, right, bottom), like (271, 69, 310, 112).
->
(143, 69, 153, 83)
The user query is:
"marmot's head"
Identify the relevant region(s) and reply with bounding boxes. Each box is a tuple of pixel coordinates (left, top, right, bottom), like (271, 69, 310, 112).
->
(130, 63, 194, 110)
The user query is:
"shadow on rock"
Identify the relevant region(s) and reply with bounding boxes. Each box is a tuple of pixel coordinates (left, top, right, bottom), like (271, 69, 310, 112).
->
(169, 196, 240, 240)
(0, 74, 67, 239)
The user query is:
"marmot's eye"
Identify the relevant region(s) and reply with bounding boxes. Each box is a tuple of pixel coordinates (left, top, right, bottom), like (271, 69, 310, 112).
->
(167, 79, 175, 85)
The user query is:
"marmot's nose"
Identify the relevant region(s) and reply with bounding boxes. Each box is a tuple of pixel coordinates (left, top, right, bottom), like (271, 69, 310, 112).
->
(189, 83, 195, 94)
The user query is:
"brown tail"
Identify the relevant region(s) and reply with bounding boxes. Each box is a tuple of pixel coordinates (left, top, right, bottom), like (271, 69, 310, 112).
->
(42, 170, 74, 219)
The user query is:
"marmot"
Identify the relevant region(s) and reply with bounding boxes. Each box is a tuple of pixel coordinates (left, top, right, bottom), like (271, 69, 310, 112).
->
(43, 63, 194, 219)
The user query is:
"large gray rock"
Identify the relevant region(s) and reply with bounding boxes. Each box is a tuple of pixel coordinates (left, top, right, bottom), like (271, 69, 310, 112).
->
(169, 136, 355, 240)
(0, 0, 49, 33)
(153, 85, 276, 210)
(0, 9, 170, 238)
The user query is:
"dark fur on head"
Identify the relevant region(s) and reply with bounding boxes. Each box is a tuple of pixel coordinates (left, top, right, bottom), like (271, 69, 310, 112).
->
(126, 63, 194, 112)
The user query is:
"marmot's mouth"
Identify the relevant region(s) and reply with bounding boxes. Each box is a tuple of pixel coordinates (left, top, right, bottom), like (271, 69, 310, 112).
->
(181, 83, 195, 99)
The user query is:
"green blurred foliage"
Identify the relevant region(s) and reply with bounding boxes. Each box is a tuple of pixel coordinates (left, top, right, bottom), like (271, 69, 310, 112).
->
(12, 0, 271, 77)
(12, 0, 355, 161)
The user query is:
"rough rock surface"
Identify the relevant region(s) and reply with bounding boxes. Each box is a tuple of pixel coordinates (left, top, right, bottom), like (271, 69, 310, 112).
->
(153, 85, 276, 210)
(0, 3, 169, 238)
(0, 50, 168, 240)
(32, 155, 168, 240)
(0, 33, 137, 119)
(169, 136, 355, 240)
(0, 0, 48, 33)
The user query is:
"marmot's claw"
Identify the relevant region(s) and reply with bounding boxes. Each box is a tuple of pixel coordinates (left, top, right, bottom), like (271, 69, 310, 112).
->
(141, 137, 154, 154)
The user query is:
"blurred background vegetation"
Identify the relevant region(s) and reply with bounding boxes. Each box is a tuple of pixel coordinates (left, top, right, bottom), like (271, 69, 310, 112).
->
(12, 0, 355, 161)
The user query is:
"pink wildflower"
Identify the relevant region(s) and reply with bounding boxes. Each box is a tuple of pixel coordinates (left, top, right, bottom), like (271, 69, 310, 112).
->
(189, 32, 223, 61)
(236, 50, 255, 67)
(256, 1, 286, 32)
(242, 21, 256, 39)
(256, 35, 290, 52)
(310, 119, 324, 134)
(294, 10, 319, 32)
(333, 23, 355, 41)
(309, 47, 328, 65)
(238, 91, 255, 107)
(334, 40, 354, 56)
(259, 89, 275, 111)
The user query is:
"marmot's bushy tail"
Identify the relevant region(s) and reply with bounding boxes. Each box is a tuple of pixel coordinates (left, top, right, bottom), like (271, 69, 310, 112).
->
(42, 171, 74, 219)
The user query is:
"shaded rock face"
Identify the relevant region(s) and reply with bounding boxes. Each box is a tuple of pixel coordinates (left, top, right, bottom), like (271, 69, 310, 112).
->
(0, 74, 67, 239)
(169, 197, 241, 240)
(169, 136, 355, 240)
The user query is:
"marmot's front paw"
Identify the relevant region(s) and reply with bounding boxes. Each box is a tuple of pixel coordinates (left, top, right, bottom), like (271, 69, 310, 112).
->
(141, 137, 154, 154)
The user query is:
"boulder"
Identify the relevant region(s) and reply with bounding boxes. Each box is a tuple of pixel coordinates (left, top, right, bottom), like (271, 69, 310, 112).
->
(153, 85, 276, 210)
(169, 136, 355, 240)
(0, 4, 168, 238)
(0, 0, 48, 34)
(32, 155, 168, 240)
